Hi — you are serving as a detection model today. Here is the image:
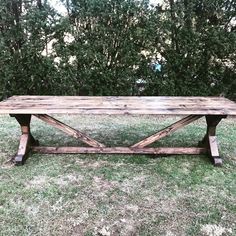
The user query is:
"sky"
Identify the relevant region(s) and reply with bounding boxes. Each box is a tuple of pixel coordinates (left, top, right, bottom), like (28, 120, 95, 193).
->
(49, 0, 163, 14)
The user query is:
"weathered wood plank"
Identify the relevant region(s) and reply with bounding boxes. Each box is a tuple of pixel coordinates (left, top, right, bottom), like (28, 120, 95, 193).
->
(131, 115, 203, 148)
(17, 134, 29, 156)
(32, 146, 207, 155)
(34, 114, 105, 148)
(2, 109, 235, 115)
(209, 136, 219, 157)
(209, 136, 222, 166)
(13, 134, 30, 165)
(0, 96, 236, 115)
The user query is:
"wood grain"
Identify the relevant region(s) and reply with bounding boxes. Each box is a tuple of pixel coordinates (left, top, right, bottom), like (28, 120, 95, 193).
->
(0, 96, 236, 115)
(32, 146, 207, 155)
(17, 134, 30, 156)
(209, 136, 220, 157)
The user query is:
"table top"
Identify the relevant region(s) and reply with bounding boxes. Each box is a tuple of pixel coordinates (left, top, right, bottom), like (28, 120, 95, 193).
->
(0, 96, 236, 115)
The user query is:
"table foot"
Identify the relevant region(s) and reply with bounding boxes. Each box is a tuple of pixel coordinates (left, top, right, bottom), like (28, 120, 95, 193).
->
(14, 155, 25, 166)
(213, 157, 223, 167)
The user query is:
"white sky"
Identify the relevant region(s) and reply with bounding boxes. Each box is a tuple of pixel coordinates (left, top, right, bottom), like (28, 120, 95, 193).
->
(49, 0, 163, 14)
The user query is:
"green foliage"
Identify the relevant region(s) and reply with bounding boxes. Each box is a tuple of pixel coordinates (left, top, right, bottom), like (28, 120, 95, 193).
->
(0, 0, 235, 99)
(53, 0, 154, 95)
(147, 0, 236, 98)
(0, 0, 59, 98)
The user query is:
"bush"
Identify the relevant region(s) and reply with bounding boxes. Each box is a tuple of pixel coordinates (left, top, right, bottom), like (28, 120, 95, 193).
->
(0, 0, 235, 99)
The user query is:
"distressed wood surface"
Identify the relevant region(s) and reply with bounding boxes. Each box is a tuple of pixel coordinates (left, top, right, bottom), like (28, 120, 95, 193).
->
(208, 136, 222, 166)
(15, 134, 30, 161)
(32, 146, 207, 155)
(0, 96, 236, 115)
(209, 136, 220, 157)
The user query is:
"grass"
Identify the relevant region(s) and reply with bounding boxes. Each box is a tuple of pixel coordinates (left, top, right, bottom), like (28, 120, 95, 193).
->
(0, 114, 235, 236)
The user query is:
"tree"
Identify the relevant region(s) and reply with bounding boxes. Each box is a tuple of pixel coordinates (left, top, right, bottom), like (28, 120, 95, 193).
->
(0, 0, 58, 99)
(148, 0, 236, 97)
(54, 0, 156, 95)
(0, 0, 235, 99)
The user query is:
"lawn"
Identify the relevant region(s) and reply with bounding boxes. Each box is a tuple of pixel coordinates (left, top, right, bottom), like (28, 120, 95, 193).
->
(0, 115, 235, 236)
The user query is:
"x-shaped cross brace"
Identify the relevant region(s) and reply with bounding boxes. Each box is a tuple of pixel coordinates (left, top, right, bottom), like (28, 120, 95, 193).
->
(10, 114, 226, 166)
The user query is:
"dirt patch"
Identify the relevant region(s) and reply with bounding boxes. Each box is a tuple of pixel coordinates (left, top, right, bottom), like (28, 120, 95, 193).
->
(26, 175, 49, 189)
(119, 175, 148, 195)
(93, 218, 138, 236)
(201, 224, 232, 236)
(75, 159, 123, 169)
(92, 176, 116, 193)
(165, 231, 177, 236)
(25, 204, 40, 217)
(54, 174, 84, 187)
(26, 173, 84, 189)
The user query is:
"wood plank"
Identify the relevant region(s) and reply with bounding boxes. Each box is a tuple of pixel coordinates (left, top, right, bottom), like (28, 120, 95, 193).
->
(2, 97, 236, 109)
(1, 108, 235, 115)
(208, 136, 222, 166)
(34, 114, 105, 148)
(0, 96, 235, 115)
(32, 146, 207, 155)
(131, 115, 203, 148)
(13, 133, 31, 165)
(17, 134, 30, 156)
(3, 96, 235, 112)
(5, 95, 234, 103)
(209, 136, 219, 157)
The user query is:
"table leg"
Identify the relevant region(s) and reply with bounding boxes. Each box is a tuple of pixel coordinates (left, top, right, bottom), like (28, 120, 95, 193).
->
(10, 114, 39, 165)
(199, 115, 227, 166)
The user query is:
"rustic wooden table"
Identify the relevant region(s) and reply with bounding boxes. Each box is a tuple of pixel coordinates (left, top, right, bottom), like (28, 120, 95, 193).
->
(0, 96, 236, 166)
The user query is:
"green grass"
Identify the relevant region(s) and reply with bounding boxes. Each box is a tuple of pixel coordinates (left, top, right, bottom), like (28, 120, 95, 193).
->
(0, 115, 235, 236)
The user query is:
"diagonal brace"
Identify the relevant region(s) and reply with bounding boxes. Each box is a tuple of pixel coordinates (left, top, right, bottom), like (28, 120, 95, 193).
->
(34, 114, 105, 148)
(131, 115, 203, 148)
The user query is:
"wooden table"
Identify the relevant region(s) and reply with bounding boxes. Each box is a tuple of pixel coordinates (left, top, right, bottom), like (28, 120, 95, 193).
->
(0, 96, 236, 166)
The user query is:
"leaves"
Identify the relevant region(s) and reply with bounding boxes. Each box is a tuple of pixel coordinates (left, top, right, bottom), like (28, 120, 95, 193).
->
(0, 0, 235, 99)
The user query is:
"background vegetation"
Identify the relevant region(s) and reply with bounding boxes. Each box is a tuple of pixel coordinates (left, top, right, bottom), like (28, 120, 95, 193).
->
(0, 0, 235, 99)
